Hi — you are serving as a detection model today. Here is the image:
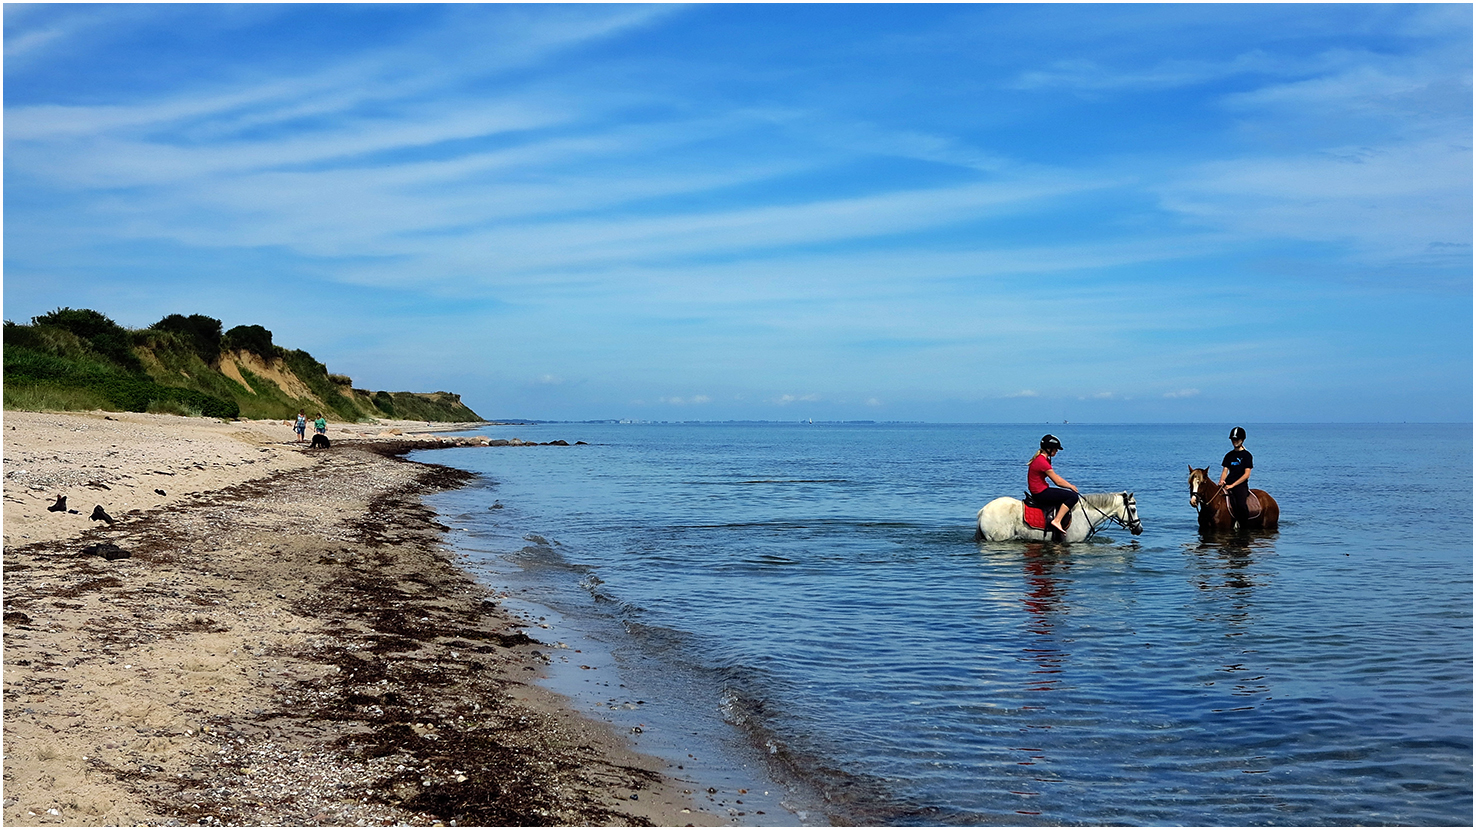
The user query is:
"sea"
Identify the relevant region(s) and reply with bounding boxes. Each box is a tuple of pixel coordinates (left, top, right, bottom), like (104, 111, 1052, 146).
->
(416, 423, 1472, 826)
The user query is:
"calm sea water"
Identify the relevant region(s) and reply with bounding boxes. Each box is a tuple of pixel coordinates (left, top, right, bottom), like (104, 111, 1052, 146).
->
(419, 423, 1472, 826)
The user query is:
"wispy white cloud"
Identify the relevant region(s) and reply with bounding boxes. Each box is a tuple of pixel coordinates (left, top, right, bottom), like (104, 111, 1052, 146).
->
(1157, 136, 1471, 263)
(1011, 50, 1282, 91)
(772, 394, 821, 406)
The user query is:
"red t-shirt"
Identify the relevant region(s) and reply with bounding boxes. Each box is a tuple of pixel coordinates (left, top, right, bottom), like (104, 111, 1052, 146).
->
(1028, 453, 1053, 494)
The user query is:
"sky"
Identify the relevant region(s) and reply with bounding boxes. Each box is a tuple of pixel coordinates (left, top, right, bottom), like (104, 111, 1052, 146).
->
(4, 3, 1471, 423)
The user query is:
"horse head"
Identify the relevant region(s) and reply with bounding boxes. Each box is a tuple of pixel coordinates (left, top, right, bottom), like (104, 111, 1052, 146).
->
(1186, 466, 1215, 508)
(1122, 492, 1143, 536)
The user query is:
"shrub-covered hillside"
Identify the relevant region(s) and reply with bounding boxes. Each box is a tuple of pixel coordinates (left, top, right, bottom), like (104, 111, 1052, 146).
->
(3, 308, 483, 423)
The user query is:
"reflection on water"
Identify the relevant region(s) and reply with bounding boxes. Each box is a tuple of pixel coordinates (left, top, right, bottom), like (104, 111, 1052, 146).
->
(1011, 543, 1070, 816)
(1186, 532, 1276, 711)
(1019, 544, 1069, 695)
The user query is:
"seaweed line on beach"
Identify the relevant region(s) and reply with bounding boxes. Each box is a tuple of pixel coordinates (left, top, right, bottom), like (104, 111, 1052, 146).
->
(4, 439, 711, 827)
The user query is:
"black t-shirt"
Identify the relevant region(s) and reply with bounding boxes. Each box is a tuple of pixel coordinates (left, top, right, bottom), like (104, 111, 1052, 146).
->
(1222, 448, 1253, 490)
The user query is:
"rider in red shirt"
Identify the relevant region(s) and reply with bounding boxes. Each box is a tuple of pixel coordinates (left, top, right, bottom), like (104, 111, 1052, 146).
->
(1028, 434, 1079, 536)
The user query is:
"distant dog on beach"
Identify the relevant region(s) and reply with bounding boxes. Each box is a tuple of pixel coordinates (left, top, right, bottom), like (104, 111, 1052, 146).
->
(311, 433, 331, 449)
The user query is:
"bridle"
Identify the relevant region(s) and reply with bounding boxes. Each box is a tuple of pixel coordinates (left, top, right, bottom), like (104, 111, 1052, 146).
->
(1078, 492, 1142, 540)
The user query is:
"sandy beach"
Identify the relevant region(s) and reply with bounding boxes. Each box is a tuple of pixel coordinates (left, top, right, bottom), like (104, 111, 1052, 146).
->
(2, 410, 724, 826)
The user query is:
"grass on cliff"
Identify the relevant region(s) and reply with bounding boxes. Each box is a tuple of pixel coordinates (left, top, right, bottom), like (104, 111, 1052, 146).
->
(4, 318, 240, 419)
(366, 391, 482, 423)
(3, 309, 480, 422)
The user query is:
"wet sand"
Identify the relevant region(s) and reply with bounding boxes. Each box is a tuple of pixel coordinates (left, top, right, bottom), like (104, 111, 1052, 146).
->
(2, 411, 724, 826)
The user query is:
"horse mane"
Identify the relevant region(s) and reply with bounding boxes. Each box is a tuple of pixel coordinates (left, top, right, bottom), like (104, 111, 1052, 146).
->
(1081, 492, 1121, 511)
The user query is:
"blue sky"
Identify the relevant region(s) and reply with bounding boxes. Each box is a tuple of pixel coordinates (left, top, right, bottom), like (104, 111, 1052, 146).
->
(4, 3, 1470, 422)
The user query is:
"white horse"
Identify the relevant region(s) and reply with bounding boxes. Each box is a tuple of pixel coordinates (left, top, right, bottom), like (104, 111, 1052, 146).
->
(975, 492, 1143, 543)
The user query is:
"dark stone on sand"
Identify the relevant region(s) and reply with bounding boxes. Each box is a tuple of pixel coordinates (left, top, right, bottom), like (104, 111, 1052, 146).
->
(90, 505, 115, 523)
(81, 543, 130, 560)
(47, 495, 67, 512)
(4, 611, 33, 626)
(155, 489, 167, 496)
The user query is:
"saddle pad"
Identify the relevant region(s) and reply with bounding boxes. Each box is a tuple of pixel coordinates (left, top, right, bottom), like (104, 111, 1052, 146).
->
(1022, 504, 1070, 531)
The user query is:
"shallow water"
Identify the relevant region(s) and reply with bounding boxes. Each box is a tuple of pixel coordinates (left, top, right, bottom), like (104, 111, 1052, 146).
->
(421, 423, 1472, 826)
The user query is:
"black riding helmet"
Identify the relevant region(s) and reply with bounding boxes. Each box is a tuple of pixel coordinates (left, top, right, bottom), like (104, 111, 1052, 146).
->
(1040, 434, 1062, 451)
(1229, 426, 1246, 441)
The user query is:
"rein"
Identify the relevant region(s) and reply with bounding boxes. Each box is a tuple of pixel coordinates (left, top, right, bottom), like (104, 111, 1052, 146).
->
(1075, 493, 1135, 541)
(1204, 482, 1228, 509)
(1193, 477, 1240, 524)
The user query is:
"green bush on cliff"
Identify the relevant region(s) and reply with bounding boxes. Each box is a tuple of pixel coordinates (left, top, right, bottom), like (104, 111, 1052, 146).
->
(373, 390, 398, 417)
(223, 324, 274, 357)
(29, 307, 144, 374)
(151, 314, 224, 365)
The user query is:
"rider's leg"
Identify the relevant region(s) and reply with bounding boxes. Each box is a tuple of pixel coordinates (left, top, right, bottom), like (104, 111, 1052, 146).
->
(1045, 488, 1078, 533)
(1228, 487, 1248, 523)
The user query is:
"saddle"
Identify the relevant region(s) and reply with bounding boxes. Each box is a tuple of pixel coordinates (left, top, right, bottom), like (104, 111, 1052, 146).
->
(1245, 492, 1261, 517)
(1233, 491, 1262, 521)
(1245, 487, 1269, 513)
(1022, 493, 1072, 535)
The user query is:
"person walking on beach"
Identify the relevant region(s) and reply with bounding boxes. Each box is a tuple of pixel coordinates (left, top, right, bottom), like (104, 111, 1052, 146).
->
(314, 413, 328, 436)
(294, 411, 307, 443)
(1218, 426, 1254, 522)
(1028, 434, 1079, 536)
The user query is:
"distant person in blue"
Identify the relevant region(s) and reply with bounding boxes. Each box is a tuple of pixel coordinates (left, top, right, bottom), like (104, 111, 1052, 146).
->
(1218, 426, 1254, 521)
(294, 411, 307, 443)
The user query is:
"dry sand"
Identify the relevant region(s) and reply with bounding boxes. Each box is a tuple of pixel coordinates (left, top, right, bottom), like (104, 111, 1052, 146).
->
(2, 410, 726, 826)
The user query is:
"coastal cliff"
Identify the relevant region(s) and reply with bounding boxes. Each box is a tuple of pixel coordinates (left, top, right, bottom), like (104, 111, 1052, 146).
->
(3, 309, 481, 423)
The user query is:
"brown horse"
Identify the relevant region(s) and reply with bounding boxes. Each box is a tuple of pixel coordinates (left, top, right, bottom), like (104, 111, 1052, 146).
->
(1187, 466, 1279, 532)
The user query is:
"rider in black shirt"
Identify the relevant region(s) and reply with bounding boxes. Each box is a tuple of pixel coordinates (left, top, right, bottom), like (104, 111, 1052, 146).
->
(1218, 426, 1253, 522)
